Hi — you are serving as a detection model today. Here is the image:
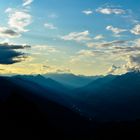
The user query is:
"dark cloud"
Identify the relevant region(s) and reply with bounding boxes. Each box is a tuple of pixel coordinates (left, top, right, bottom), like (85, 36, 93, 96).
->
(0, 43, 31, 64)
(0, 27, 20, 38)
(2, 29, 19, 36)
(100, 40, 127, 47)
(0, 68, 5, 71)
(56, 68, 71, 73)
(112, 46, 140, 54)
(42, 65, 52, 70)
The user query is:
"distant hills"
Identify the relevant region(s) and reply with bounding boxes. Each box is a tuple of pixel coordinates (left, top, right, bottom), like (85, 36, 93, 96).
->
(0, 72, 140, 139)
(44, 73, 101, 88)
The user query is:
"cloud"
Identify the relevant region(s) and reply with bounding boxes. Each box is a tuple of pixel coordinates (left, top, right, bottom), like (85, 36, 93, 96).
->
(55, 68, 71, 73)
(94, 34, 104, 40)
(135, 38, 140, 46)
(100, 40, 127, 47)
(77, 50, 96, 57)
(4, 0, 33, 35)
(131, 24, 140, 35)
(0, 26, 20, 38)
(61, 31, 91, 42)
(33, 45, 59, 54)
(0, 43, 30, 64)
(96, 7, 125, 15)
(104, 38, 140, 74)
(107, 64, 120, 74)
(44, 22, 57, 30)
(123, 54, 140, 72)
(7, 10, 32, 32)
(48, 13, 58, 19)
(5, 6, 32, 32)
(5, 8, 13, 13)
(110, 39, 140, 55)
(70, 49, 101, 65)
(23, 0, 34, 7)
(106, 25, 127, 35)
(82, 10, 93, 15)
(70, 49, 103, 63)
(87, 40, 127, 48)
(41, 64, 71, 74)
(112, 46, 140, 55)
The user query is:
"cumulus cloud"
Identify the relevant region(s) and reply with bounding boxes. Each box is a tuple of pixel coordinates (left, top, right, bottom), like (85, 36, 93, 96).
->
(123, 54, 140, 72)
(96, 7, 125, 15)
(5, 3, 32, 33)
(61, 31, 91, 42)
(131, 24, 140, 35)
(23, 0, 34, 7)
(106, 25, 127, 35)
(0, 43, 30, 64)
(0, 26, 20, 38)
(3, 0, 33, 38)
(44, 22, 57, 30)
(82, 10, 93, 15)
(7, 10, 32, 32)
(105, 38, 140, 74)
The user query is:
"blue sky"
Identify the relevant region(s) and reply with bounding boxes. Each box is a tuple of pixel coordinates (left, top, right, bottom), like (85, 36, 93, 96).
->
(0, 0, 140, 75)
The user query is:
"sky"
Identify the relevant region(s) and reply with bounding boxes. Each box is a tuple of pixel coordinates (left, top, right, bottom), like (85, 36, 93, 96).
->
(0, 0, 140, 75)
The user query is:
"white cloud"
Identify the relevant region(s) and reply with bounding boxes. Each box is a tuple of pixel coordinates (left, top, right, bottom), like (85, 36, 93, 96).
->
(44, 22, 57, 30)
(122, 54, 140, 72)
(23, 0, 34, 7)
(5, 8, 13, 13)
(106, 25, 127, 35)
(7, 9, 32, 32)
(96, 8, 125, 15)
(61, 31, 91, 42)
(5, 0, 33, 33)
(82, 10, 93, 15)
(117, 53, 140, 73)
(33, 45, 59, 53)
(131, 24, 140, 35)
(77, 50, 96, 57)
(135, 38, 140, 46)
(70, 49, 102, 64)
(94, 34, 104, 40)
(86, 42, 95, 48)
(48, 13, 58, 19)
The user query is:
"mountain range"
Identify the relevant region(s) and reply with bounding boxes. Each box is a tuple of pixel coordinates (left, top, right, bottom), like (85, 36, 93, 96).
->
(0, 72, 140, 139)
